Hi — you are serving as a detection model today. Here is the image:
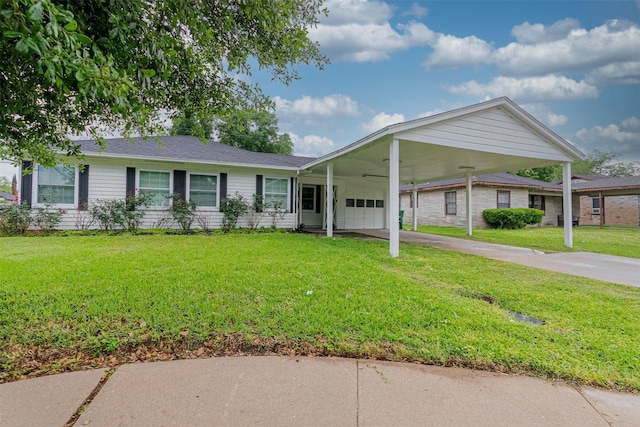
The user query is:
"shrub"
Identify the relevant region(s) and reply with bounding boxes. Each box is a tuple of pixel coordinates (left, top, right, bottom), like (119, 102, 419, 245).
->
(169, 193, 196, 232)
(0, 202, 32, 235)
(266, 198, 287, 228)
(219, 192, 248, 232)
(482, 208, 544, 229)
(32, 204, 64, 234)
(244, 194, 265, 231)
(90, 192, 152, 232)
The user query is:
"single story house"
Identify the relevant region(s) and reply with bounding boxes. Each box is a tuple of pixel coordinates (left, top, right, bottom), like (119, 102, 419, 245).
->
(399, 173, 567, 228)
(399, 173, 640, 229)
(570, 175, 640, 227)
(18, 97, 584, 256)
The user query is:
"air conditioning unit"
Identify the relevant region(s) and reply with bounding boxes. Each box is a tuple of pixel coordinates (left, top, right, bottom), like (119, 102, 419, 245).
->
(592, 208, 600, 214)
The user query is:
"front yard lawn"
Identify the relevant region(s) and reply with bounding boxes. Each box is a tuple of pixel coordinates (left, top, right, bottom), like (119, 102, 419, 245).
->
(413, 225, 640, 258)
(1, 233, 639, 391)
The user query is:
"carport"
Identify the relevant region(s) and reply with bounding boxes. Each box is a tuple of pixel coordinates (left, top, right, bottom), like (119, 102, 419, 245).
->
(299, 97, 585, 257)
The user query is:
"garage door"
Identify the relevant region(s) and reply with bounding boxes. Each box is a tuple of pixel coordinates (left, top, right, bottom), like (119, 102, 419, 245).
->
(344, 188, 385, 229)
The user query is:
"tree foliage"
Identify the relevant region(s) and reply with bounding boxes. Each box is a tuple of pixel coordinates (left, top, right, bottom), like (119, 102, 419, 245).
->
(169, 113, 214, 139)
(1, 0, 327, 166)
(515, 151, 640, 182)
(216, 110, 293, 154)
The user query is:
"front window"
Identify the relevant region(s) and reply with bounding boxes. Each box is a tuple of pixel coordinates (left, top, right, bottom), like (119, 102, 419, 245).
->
(190, 174, 217, 207)
(529, 195, 545, 210)
(497, 191, 510, 208)
(139, 171, 170, 207)
(445, 191, 456, 215)
(265, 178, 288, 210)
(37, 165, 76, 204)
(301, 186, 315, 210)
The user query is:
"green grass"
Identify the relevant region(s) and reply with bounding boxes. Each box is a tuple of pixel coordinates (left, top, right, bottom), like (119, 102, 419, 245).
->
(412, 225, 640, 258)
(1, 233, 639, 391)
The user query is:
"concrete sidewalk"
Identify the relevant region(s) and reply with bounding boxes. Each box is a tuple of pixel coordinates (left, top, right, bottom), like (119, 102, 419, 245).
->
(1, 356, 639, 426)
(352, 230, 640, 288)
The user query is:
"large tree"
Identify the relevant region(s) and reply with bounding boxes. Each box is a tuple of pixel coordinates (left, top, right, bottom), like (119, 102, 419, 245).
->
(515, 150, 640, 182)
(216, 110, 293, 155)
(1, 0, 327, 166)
(169, 113, 214, 139)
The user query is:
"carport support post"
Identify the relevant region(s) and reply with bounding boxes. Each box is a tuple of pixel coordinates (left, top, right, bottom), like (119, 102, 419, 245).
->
(465, 172, 473, 236)
(412, 183, 418, 231)
(389, 139, 400, 257)
(326, 162, 334, 238)
(562, 162, 573, 248)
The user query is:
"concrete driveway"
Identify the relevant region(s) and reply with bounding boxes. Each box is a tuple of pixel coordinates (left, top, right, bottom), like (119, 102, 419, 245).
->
(349, 230, 640, 288)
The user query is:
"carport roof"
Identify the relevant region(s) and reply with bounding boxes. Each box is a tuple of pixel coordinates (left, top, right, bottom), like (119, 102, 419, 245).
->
(300, 97, 584, 184)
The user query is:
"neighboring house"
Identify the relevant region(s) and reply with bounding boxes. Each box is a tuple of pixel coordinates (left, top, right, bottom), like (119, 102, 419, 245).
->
(0, 191, 17, 202)
(400, 173, 640, 229)
(570, 175, 640, 227)
(18, 98, 584, 256)
(399, 173, 571, 228)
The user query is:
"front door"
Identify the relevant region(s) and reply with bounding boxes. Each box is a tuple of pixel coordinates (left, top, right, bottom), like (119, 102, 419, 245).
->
(300, 185, 323, 228)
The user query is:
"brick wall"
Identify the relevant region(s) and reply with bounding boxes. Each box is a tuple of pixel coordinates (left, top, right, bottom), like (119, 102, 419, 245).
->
(401, 186, 539, 229)
(580, 195, 640, 226)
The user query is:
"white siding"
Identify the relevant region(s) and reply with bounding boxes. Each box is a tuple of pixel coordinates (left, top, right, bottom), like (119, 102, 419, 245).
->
(397, 109, 569, 160)
(46, 158, 297, 231)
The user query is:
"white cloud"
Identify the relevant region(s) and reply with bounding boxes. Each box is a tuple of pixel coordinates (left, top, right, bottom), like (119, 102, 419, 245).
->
(274, 95, 360, 117)
(320, 0, 393, 25)
(361, 112, 405, 133)
(444, 75, 599, 102)
(510, 18, 580, 44)
(586, 61, 640, 86)
(574, 117, 640, 161)
(311, 20, 434, 62)
(289, 133, 336, 157)
(423, 34, 492, 69)
(492, 20, 640, 76)
(402, 3, 428, 18)
(520, 104, 568, 127)
(311, 0, 434, 62)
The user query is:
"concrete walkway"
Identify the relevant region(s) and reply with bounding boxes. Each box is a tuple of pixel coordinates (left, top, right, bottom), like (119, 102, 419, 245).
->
(350, 229, 640, 288)
(1, 356, 639, 426)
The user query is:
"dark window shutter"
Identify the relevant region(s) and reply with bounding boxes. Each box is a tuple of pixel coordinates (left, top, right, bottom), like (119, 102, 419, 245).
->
(21, 161, 33, 207)
(256, 175, 263, 196)
(289, 177, 294, 213)
(126, 167, 136, 197)
(173, 170, 186, 199)
(78, 165, 89, 210)
(220, 173, 227, 199)
(315, 185, 322, 213)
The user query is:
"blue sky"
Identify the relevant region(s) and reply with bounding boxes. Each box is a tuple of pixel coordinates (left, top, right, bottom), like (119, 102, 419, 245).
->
(252, 0, 640, 162)
(2, 0, 639, 179)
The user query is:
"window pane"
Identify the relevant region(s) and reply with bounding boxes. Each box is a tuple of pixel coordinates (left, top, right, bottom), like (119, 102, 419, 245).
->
(189, 174, 217, 207)
(301, 187, 314, 210)
(346, 198, 355, 207)
(37, 165, 75, 204)
(139, 171, 170, 207)
(498, 191, 510, 208)
(265, 178, 288, 210)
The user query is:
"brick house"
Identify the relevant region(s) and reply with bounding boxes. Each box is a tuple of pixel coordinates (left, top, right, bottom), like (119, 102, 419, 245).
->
(400, 173, 640, 228)
(571, 175, 640, 227)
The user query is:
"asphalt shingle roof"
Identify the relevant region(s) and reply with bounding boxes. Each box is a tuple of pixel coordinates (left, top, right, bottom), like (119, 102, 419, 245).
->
(572, 176, 640, 191)
(400, 173, 562, 192)
(76, 136, 316, 168)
